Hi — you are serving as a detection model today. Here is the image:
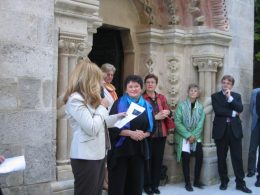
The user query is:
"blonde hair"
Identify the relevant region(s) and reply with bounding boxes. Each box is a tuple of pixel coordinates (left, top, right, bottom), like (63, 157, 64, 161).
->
(63, 59, 103, 108)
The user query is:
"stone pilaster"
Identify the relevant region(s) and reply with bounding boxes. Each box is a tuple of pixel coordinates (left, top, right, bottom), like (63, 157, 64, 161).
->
(193, 55, 224, 185)
(193, 56, 223, 146)
(54, 0, 102, 193)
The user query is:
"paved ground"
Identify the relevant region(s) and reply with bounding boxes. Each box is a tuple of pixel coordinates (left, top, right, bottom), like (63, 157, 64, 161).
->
(148, 176, 260, 195)
(103, 175, 260, 195)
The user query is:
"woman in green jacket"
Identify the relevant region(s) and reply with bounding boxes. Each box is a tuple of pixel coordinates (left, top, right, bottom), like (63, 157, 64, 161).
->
(174, 84, 205, 192)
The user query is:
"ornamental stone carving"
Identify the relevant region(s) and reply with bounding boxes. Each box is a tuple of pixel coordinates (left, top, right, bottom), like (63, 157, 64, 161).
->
(192, 56, 223, 72)
(189, 0, 205, 26)
(166, 56, 180, 108)
(145, 56, 155, 73)
(210, 0, 229, 31)
(164, 0, 180, 25)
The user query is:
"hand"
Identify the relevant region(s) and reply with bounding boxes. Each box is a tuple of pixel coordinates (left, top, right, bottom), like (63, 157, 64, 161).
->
(188, 136, 196, 144)
(0, 155, 5, 163)
(117, 112, 127, 118)
(162, 110, 170, 117)
(129, 131, 144, 141)
(155, 111, 167, 120)
(225, 89, 231, 99)
(101, 98, 109, 108)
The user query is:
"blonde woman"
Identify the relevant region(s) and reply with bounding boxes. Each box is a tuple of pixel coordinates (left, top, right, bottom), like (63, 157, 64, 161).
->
(63, 60, 125, 195)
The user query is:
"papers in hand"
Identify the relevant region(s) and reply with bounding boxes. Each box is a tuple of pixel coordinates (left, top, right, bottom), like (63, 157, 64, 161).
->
(114, 102, 145, 128)
(0, 156, 26, 174)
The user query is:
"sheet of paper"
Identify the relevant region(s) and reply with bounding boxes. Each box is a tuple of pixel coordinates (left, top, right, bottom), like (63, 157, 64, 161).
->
(182, 138, 190, 153)
(114, 102, 145, 128)
(0, 156, 26, 174)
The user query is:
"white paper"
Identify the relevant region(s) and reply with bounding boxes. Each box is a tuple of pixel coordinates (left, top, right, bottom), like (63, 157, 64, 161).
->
(182, 138, 190, 153)
(0, 156, 26, 174)
(114, 102, 145, 128)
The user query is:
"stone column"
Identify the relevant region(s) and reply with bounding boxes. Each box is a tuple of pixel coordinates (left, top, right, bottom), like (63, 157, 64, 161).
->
(192, 55, 223, 184)
(192, 55, 223, 146)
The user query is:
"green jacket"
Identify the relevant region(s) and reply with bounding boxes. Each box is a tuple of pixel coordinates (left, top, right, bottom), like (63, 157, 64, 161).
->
(174, 99, 205, 162)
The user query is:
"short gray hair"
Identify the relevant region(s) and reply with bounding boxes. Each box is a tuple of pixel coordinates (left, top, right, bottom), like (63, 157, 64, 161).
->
(101, 63, 116, 73)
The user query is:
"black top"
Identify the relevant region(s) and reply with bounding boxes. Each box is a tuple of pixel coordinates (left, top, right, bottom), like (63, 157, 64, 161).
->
(108, 99, 150, 164)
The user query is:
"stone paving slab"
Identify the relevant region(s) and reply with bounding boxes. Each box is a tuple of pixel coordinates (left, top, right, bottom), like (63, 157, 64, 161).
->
(149, 176, 260, 195)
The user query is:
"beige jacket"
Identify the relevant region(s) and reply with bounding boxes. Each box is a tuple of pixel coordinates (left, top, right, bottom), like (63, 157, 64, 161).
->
(65, 92, 119, 160)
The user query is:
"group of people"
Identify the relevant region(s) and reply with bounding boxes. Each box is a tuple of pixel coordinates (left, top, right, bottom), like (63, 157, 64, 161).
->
(63, 58, 259, 195)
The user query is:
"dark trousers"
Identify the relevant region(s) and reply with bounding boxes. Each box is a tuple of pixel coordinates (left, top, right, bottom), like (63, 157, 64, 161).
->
(144, 137, 166, 189)
(181, 142, 203, 184)
(108, 155, 144, 195)
(215, 123, 245, 186)
(71, 158, 105, 195)
(257, 124, 260, 179)
(0, 188, 2, 195)
(248, 123, 260, 174)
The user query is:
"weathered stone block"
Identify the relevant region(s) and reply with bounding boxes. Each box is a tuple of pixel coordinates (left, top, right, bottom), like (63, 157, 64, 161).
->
(17, 77, 41, 109)
(0, 78, 17, 110)
(0, 111, 53, 144)
(42, 80, 53, 108)
(1, 186, 27, 195)
(27, 182, 52, 195)
(24, 143, 55, 184)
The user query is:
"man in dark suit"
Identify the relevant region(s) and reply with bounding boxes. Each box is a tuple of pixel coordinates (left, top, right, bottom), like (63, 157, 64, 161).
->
(247, 88, 260, 177)
(211, 75, 252, 193)
(255, 91, 260, 187)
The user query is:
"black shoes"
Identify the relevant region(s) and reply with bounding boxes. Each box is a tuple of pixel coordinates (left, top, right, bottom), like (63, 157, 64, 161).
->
(193, 182, 205, 189)
(185, 183, 193, 192)
(247, 172, 255, 177)
(236, 185, 252, 193)
(153, 188, 160, 194)
(219, 182, 228, 190)
(144, 187, 153, 195)
(255, 179, 260, 187)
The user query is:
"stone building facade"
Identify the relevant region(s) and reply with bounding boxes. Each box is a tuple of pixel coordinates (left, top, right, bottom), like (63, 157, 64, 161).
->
(0, 0, 254, 194)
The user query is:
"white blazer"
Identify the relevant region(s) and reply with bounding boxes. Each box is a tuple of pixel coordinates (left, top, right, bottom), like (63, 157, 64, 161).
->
(65, 92, 119, 160)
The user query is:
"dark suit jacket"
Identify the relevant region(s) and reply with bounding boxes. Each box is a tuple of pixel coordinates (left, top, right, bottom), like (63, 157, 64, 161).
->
(256, 92, 260, 120)
(211, 91, 243, 139)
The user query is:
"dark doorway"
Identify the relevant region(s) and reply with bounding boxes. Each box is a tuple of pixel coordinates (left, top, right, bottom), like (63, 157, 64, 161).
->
(89, 27, 124, 96)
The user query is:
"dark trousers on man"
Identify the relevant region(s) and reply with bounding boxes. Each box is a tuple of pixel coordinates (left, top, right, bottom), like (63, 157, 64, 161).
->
(108, 155, 144, 195)
(71, 158, 105, 195)
(0, 188, 3, 195)
(181, 143, 203, 185)
(215, 123, 245, 186)
(144, 137, 166, 190)
(247, 125, 260, 174)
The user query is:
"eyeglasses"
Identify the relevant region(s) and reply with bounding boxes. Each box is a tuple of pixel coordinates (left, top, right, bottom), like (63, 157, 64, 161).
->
(145, 81, 156, 84)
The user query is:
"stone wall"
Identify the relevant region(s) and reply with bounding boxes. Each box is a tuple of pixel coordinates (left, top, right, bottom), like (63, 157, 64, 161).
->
(224, 0, 254, 171)
(0, 0, 57, 194)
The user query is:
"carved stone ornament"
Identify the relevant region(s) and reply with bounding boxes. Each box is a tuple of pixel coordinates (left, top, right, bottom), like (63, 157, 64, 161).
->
(192, 56, 223, 72)
(164, 0, 180, 25)
(145, 56, 155, 73)
(58, 32, 91, 59)
(166, 56, 180, 108)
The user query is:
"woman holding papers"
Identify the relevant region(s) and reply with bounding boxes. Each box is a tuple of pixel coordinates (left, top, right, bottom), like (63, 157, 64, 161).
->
(143, 74, 175, 194)
(63, 59, 125, 195)
(174, 84, 205, 192)
(107, 75, 154, 195)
